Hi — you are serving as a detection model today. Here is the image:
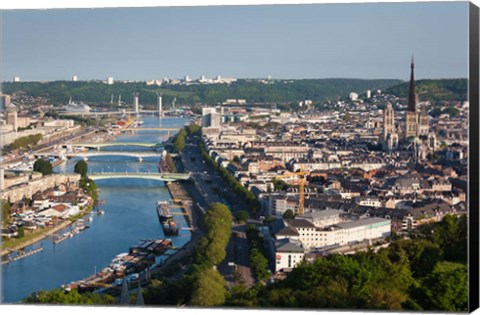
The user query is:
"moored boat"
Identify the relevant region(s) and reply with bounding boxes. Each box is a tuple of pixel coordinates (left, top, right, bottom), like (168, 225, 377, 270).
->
(156, 201, 172, 223)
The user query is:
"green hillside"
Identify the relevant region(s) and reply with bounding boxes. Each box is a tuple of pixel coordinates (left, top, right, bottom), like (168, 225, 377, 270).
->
(385, 79, 467, 103)
(2, 78, 402, 106)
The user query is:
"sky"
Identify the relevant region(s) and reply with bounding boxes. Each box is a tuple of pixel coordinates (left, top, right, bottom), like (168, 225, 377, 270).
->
(0, 1, 471, 81)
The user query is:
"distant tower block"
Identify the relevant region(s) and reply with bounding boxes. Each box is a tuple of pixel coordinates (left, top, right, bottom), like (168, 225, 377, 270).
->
(157, 93, 163, 117)
(133, 93, 139, 113)
(110, 94, 114, 104)
(107, 76, 114, 85)
(13, 76, 20, 82)
(366, 90, 371, 98)
(72, 75, 78, 81)
(118, 94, 122, 106)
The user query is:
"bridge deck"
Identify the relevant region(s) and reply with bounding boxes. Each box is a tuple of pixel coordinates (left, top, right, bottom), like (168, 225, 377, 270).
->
(87, 172, 190, 182)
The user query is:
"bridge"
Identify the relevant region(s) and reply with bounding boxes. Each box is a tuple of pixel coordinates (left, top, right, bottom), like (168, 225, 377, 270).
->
(88, 172, 191, 182)
(35, 151, 162, 162)
(119, 127, 180, 132)
(66, 142, 163, 150)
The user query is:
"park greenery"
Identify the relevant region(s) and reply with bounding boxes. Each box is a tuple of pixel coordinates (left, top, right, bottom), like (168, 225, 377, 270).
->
(226, 214, 468, 312)
(1, 199, 11, 224)
(9, 133, 43, 150)
(246, 224, 270, 283)
(173, 129, 187, 153)
(23, 288, 115, 304)
(74, 160, 99, 202)
(33, 158, 53, 176)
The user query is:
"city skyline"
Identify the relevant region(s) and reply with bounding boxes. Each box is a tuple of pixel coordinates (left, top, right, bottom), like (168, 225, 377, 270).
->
(1, 1, 469, 82)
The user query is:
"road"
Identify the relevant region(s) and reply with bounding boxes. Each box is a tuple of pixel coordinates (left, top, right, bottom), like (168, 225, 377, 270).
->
(1, 127, 97, 166)
(179, 139, 254, 287)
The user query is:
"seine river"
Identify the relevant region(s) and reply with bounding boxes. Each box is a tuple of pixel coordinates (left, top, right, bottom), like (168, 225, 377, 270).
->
(1, 116, 190, 303)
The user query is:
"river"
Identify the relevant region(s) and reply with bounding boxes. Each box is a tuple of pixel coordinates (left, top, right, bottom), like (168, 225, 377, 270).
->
(1, 116, 190, 303)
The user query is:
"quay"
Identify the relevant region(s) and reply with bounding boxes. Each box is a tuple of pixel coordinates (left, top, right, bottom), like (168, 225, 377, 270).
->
(64, 239, 173, 292)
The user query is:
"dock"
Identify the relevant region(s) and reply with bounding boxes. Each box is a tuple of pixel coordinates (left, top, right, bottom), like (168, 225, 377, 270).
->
(1, 247, 44, 265)
(63, 238, 172, 292)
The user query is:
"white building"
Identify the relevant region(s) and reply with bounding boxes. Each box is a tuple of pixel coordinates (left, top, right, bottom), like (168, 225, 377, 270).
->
(274, 238, 305, 272)
(13, 76, 20, 82)
(107, 76, 114, 85)
(202, 107, 221, 128)
(270, 216, 391, 258)
(133, 94, 139, 113)
(72, 75, 78, 81)
(349, 92, 358, 101)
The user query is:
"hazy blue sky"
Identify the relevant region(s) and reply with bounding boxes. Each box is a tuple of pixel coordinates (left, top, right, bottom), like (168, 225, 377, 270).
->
(1, 2, 470, 81)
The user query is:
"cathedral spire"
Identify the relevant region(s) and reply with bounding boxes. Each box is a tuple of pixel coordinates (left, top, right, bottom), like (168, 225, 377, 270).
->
(408, 56, 416, 112)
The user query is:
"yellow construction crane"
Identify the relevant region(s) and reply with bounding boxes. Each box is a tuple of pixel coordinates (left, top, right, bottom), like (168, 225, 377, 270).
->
(274, 169, 310, 216)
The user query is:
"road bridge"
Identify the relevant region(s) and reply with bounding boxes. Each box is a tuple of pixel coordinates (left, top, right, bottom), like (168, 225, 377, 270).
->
(66, 142, 163, 150)
(35, 151, 162, 162)
(89, 172, 191, 182)
(119, 127, 180, 132)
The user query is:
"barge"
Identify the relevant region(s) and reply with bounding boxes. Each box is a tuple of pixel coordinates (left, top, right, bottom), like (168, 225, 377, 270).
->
(63, 238, 172, 292)
(156, 201, 173, 223)
(156, 201, 179, 236)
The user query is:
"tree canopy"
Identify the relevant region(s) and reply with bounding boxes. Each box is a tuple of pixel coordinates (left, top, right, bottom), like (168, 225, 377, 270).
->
(33, 159, 53, 176)
(1, 199, 11, 225)
(74, 160, 88, 177)
(23, 288, 115, 305)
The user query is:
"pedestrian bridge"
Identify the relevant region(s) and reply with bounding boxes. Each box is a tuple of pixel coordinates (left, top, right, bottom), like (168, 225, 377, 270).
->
(89, 172, 191, 182)
(67, 142, 163, 150)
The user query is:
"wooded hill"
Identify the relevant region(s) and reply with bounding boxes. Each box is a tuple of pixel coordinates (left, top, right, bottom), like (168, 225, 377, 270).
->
(3, 79, 402, 106)
(385, 78, 467, 103)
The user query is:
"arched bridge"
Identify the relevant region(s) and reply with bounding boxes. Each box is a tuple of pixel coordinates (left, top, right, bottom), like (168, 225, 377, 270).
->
(66, 142, 163, 150)
(88, 172, 191, 182)
(35, 151, 162, 162)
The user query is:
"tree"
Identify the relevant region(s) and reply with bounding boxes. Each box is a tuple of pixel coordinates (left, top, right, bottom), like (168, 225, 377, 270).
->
(74, 160, 88, 178)
(190, 268, 226, 306)
(165, 152, 177, 172)
(412, 261, 468, 311)
(1, 199, 11, 225)
(17, 227, 25, 238)
(235, 210, 250, 223)
(79, 177, 98, 202)
(23, 288, 115, 304)
(33, 159, 53, 176)
(283, 209, 295, 220)
(173, 133, 186, 152)
(250, 248, 270, 282)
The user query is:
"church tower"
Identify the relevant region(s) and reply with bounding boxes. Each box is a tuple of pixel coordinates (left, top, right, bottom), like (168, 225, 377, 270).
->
(383, 102, 398, 151)
(383, 102, 395, 141)
(418, 104, 429, 136)
(405, 57, 418, 139)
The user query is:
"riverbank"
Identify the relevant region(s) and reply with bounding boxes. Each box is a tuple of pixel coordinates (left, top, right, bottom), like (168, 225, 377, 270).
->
(149, 181, 203, 273)
(1, 202, 96, 257)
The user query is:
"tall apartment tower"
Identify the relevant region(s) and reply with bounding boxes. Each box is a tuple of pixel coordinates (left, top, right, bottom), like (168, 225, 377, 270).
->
(133, 93, 139, 113)
(405, 58, 418, 139)
(157, 93, 163, 117)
